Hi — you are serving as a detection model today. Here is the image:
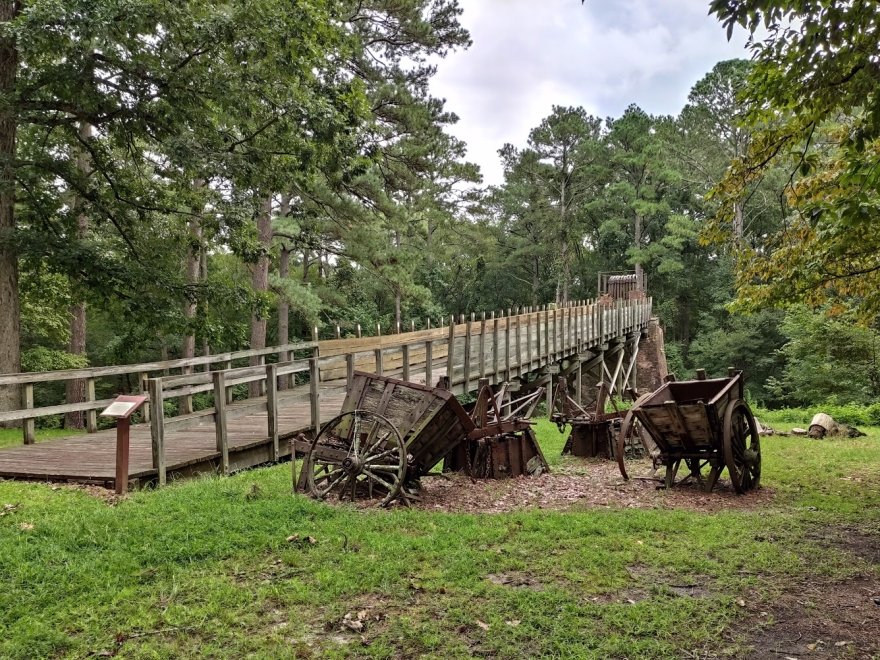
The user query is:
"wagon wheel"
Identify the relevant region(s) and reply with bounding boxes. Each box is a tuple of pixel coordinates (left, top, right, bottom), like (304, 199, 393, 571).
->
(306, 410, 407, 507)
(616, 393, 652, 480)
(722, 399, 761, 494)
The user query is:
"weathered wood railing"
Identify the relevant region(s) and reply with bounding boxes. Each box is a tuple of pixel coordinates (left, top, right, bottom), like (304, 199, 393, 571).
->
(0, 298, 653, 483)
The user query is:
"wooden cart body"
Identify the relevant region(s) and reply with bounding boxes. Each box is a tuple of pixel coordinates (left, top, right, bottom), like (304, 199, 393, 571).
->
(618, 372, 760, 493)
(298, 372, 549, 505)
(340, 371, 473, 477)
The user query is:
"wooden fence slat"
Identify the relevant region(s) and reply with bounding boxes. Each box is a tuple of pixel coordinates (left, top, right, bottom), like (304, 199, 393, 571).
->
(213, 371, 230, 475)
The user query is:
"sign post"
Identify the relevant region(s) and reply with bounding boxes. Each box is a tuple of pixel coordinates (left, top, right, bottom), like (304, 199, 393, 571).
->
(100, 395, 148, 495)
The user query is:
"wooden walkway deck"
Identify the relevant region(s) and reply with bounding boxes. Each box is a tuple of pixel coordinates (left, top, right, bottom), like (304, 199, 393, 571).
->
(0, 386, 347, 487)
(0, 300, 654, 489)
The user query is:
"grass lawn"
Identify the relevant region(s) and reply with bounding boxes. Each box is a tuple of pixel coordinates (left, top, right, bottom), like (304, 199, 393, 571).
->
(0, 417, 878, 658)
(0, 427, 83, 450)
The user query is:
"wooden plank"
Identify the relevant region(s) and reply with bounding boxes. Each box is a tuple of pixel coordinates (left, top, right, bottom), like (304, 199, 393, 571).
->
(22, 384, 34, 445)
(213, 371, 230, 474)
(0, 341, 319, 385)
(309, 358, 321, 432)
(148, 378, 165, 486)
(266, 364, 279, 461)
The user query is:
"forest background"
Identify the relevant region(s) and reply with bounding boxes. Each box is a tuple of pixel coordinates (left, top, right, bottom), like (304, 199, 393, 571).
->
(2, 0, 880, 428)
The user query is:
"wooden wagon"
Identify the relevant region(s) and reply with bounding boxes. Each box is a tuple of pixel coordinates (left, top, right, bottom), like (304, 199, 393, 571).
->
(616, 370, 760, 493)
(295, 372, 548, 506)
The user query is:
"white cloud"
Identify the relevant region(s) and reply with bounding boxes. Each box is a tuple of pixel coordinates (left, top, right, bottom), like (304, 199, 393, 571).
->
(430, 0, 751, 185)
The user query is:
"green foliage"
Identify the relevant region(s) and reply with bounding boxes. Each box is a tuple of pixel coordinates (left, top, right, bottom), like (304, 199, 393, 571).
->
(688, 308, 786, 404)
(709, 1, 880, 317)
(20, 348, 88, 373)
(764, 306, 880, 407)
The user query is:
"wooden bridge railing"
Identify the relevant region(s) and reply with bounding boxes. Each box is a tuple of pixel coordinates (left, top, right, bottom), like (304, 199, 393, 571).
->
(0, 298, 653, 483)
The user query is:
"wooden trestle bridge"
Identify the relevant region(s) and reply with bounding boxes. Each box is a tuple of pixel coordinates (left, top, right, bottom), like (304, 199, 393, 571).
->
(0, 298, 653, 490)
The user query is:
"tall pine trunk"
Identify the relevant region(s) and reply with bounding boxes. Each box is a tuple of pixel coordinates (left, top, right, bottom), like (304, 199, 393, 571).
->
(276, 194, 291, 390)
(0, 1, 19, 425)
(65, 122, 94, 429)
(249, 196, 272, 398)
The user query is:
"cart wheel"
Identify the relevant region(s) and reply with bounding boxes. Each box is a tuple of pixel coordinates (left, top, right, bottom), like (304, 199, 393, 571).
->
(616, 393, 652, 480)
(306, 410, 406, 507)
(722, 399, 761, 494)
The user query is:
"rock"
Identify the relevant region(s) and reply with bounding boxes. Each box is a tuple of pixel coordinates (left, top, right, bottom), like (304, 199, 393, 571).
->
(792, 427, 808, 436)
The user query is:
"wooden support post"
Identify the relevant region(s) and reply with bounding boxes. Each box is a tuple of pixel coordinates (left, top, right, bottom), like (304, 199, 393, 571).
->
(504, 313, 512, 381)
(402, 344, 410, 383)
(425, 341, 433, 387)
(86, 377, 97, 433)
(266, 364, 279, 462)
(256, 355, 266, 397)
(514, 312, 522, 377)
(479, 312, 486, 378)
(336, 324, 341, 339)
(536, 308, 542, 366)
(346, 354, 355, 389)
(115, 417, 131, 495)
(575, 358, 583, 406)
(224, 360, 234, 404)
(544, 309, 550, 362)
(492, 312, 499, 380)
(526, 310, 533, 371)
(181, 365, 194, 415)
(212, 371, 230, 475)
(446, 315, 455, 386)
(356, 324, 362, 338)
(147, 378, 166, 486)
(22, 383, 34, 445)
(139, 372, 150, 423)
(374, 348, 383, 376)
(463, 316, 472, 392)
(309, 357, 321, 433)
(696, 368, 707, 381)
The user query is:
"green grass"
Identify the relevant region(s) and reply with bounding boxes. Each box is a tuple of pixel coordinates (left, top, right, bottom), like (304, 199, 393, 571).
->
(0, 427, 83, 450)
(0, 421, 878, 658)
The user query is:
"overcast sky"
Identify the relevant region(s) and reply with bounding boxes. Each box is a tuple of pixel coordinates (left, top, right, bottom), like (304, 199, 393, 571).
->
(429, 1, 752, 185)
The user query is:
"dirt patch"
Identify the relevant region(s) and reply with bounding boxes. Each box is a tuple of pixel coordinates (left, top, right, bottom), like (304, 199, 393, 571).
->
(736, 574, 880, 659)
(486, 572, 544, 590)
(412, 459, 775, 514)
(46, 482, 125, 504)
(733, 525, 880, 659)
(806, 526, 880, 566)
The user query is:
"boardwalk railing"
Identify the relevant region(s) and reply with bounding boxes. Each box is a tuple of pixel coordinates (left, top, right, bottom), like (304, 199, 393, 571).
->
(0, 298, 652, 483)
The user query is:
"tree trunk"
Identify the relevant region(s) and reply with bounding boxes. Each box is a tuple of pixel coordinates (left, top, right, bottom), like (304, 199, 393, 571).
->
(65, 122, 93, 429)
(199, 241, 210, 371)
(634, 211, 644, 284)
(532, 257, 540, 308)
(394, 230, 401, 330)
(275, 194, 292, 390)
(249, 196, 272, 398)
(0, 2, 19, 425)
(733, 200, 744, 241)
(182, 179, 205, 365)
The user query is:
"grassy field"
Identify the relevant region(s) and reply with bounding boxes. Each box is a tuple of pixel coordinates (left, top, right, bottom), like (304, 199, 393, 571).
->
(0, 418, 878, 658)
(0, 427, 83, 450)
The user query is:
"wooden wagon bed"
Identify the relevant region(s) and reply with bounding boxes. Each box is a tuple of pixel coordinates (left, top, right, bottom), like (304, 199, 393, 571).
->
(295, 372, 548, 506)
(617, 371, 761, 493)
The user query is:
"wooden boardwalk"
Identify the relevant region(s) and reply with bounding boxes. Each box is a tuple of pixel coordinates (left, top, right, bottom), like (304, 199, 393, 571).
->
(0, 386, 347, 487)
(0, 300, 653, 489)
